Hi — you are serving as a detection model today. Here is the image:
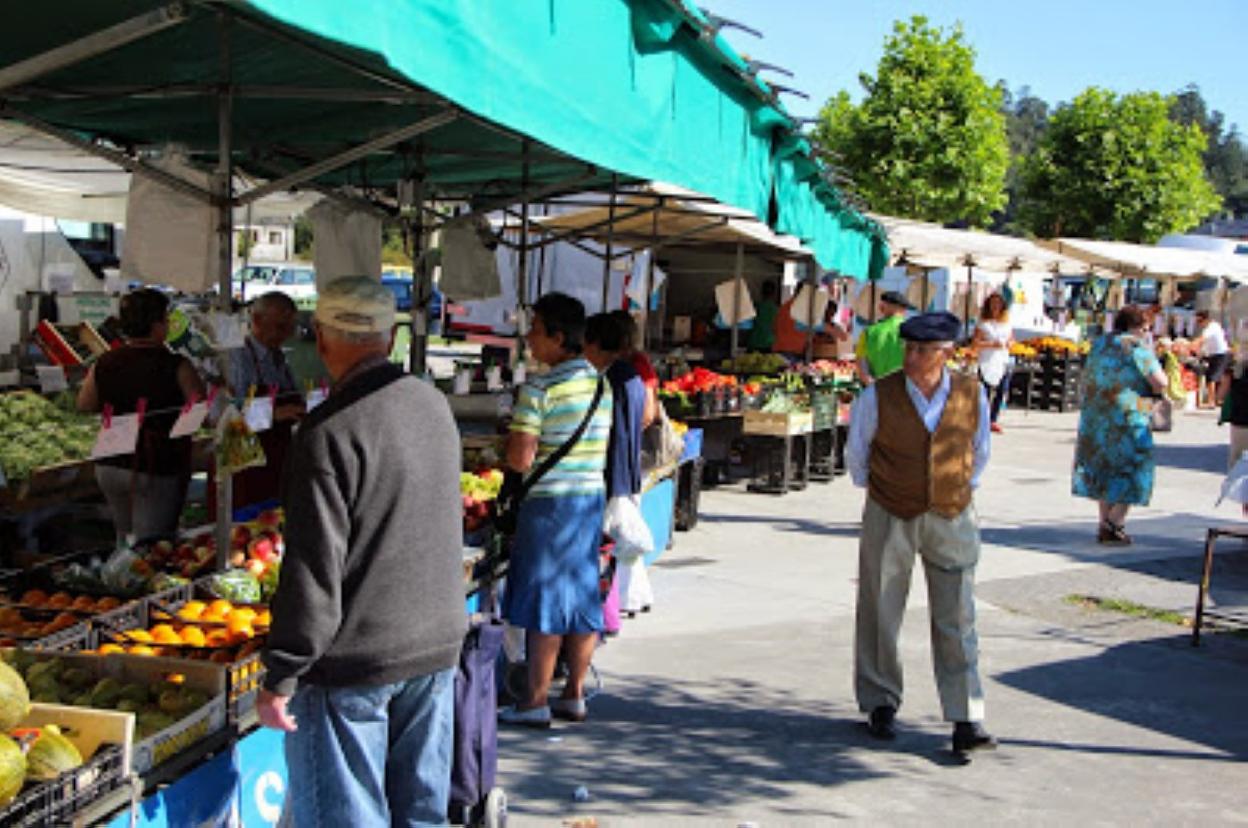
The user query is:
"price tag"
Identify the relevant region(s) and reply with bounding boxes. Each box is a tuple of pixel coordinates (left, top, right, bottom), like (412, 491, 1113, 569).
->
(0, 370, 19, 388)
(169, 401, 209, 438)
(452, 370, 472, 396)
(244, 396, 274, 433)
(486, 365, 503, 392)
(36, 365, 68, 394)
(306, 387, 328, 412)
(91, 413, 141, 459)
(512, 363, 526, 385)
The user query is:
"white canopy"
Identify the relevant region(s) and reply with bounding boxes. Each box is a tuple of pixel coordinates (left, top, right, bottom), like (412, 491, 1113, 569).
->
(874, 214, 1087, 274)
(0, 121, 320, 224)
(1041, 237, 1248, 282)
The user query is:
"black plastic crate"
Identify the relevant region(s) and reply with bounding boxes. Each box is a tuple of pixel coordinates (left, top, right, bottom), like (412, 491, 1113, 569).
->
(674, 457, 704, 531)
(808, 428, 838, 481)
(0, 743, 125, 828)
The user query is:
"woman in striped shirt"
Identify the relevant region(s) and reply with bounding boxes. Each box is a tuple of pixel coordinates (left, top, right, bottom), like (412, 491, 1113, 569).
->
(499, 293, 613, 728)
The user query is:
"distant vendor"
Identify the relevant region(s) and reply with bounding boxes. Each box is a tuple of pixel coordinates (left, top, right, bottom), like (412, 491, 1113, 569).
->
(226, 291, 304, 509)
(855, 290, 912, 384)
(747, 280, 779, 352)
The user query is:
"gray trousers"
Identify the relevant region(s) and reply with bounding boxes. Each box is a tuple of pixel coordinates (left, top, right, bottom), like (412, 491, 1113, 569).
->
(854, 496, 985, 722)
(95, 465, 188, 542)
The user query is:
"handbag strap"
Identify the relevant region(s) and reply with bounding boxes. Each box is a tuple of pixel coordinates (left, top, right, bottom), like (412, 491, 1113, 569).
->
(515, 377, 604, 503)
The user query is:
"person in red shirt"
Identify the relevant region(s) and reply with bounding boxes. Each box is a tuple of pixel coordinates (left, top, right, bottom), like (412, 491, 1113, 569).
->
(611, 310, 657, 428)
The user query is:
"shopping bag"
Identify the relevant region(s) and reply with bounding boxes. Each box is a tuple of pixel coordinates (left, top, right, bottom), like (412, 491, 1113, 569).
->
(602, 494, 654, 561)
(615, 554, 654, 613)
(1150, 398, 1173, 433)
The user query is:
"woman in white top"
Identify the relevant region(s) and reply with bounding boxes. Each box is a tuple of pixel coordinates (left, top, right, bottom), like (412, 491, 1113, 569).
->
(1195, 309, 1230, 408)
(973, 293, 1013, 434)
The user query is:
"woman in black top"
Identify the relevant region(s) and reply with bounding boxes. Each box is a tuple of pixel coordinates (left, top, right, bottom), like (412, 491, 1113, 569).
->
(78, 289, 205, 541)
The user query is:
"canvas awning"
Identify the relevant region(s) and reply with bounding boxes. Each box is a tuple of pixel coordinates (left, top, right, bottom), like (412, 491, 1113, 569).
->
(0, 0, 885, 275)
(1040, 237, 1248, 281)
(877, 215, 1088, 275)
(533, 182, 808, 259)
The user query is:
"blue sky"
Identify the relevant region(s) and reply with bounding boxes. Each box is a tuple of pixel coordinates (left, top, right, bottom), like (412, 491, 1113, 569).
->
(703, 0, 1247, 134)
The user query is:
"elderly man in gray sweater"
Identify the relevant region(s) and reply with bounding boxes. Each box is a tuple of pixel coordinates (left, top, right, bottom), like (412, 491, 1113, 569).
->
(258, 276, 465, 826)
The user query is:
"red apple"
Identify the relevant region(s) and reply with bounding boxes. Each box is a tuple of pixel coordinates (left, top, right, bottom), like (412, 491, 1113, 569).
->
(231, 525, 252, 548)
(193, 545, 213, 562)
(229, 550, 246, 568)
(249, 537, 277, 563)
(245, 559, 268, 578)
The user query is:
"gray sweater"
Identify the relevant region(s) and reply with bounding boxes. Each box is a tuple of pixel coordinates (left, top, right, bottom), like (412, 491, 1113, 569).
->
(262, 362, 466, 695)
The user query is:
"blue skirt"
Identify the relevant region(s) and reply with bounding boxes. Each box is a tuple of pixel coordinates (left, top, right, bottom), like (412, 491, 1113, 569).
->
(503, 493, 605, 635)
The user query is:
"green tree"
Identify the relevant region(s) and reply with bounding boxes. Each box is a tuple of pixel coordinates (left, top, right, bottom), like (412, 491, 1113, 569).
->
(813, 15, 1009, 226)
(292, 215, 313, 260)
(1019, 88, 1221, 241)
(993, 84, 1050, 234)
(1170, 85, 1248, 217)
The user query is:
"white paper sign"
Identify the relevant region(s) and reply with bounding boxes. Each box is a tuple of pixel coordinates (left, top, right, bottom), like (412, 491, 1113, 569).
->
(512, 363, 526, 385)
(714, 280, 756, 326)
(788, 283, 830, 328)
(306, 387, 329, 412)
(244, 397, 274, 433)
(169, 402, 209, 439)
(486, 365, 503, 392)
(91, 413, 141, 459)
(453, 370, 472, 396)
(0, 370, 18, 387)
(36, 365, 68, 394)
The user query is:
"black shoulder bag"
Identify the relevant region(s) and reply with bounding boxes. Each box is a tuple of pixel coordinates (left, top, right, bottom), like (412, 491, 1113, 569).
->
(493, 377, 604, 537)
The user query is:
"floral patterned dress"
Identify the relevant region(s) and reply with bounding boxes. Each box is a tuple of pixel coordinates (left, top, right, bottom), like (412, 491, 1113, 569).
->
(1072, 334, 1163, 506)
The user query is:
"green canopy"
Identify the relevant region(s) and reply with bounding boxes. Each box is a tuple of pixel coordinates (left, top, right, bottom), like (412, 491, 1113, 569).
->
(0, 0, 886, 276)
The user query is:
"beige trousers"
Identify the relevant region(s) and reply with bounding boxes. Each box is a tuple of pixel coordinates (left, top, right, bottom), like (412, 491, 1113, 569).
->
(854, 496, 985, 722)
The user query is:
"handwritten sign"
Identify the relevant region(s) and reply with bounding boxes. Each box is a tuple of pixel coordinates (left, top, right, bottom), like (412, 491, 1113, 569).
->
(169, 401, 209, 438)
(305, 387, 328, 412)
(244, 396, 274, 433)
(91, 413, 141, 459)
(36, 365, 68, 394)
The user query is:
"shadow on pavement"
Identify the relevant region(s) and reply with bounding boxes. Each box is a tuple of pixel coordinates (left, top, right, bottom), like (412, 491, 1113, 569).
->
(995, 634, 1248, 760)
(496, 674, 974, 820)
(1152, 441, 1227, 474)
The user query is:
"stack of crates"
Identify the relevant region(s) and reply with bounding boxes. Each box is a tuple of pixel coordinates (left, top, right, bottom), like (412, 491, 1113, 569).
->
(1031, 352, 1084, 412)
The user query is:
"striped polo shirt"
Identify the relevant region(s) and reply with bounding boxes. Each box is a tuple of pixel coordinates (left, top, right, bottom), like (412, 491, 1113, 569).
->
(510, 357, 613, 498)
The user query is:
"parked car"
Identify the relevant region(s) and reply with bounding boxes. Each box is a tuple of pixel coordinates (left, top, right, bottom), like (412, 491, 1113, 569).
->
(235, 263, 317, 310)
(381, 269, 443, 332)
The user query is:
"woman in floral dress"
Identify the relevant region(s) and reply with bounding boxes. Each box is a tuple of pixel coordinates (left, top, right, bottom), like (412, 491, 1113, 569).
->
(1072, 305, 1168, 545)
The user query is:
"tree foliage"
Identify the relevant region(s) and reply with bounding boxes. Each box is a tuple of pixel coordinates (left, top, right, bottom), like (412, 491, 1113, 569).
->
(993, 85, 1050, 233)
(813, 15, 1009, 227)
(1019, 88, 1221, 242)
(1170, 85, 1248, 216)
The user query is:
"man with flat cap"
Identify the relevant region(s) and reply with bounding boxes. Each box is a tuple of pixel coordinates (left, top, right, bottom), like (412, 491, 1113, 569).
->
(855, 290, 912, 385)
(846, 310, 996, 754)
(259, 276, 466, 824)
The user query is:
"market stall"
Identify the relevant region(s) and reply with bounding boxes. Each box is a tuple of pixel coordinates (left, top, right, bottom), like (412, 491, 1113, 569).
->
(0, 1, 891, 824)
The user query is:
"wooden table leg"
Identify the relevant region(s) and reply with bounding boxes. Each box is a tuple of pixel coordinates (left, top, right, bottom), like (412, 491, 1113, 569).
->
(1193, 528, 1217, 646)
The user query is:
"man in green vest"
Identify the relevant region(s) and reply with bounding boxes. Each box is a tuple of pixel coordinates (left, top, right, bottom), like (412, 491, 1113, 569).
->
(845, 311, 996, 756)
(854, 290, 911, 384)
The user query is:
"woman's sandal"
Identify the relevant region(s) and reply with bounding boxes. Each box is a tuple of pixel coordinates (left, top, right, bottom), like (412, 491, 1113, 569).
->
(1097, 521, 1132, 546)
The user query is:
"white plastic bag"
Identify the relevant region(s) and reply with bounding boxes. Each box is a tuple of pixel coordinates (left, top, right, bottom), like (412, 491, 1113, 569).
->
(602, 494, 654, 561)
(615, 555, 654, 613)
(1218, 451, 1248, 506)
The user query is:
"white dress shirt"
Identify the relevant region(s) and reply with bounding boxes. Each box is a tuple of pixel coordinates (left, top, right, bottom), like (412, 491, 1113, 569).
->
(847, 370, 992, 490)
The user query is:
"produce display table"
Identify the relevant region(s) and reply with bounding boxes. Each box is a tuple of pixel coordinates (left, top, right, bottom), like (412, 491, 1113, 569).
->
(640, 467, 677, 566)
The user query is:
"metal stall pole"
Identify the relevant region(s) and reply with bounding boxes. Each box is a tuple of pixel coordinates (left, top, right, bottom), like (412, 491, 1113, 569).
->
(407, 174, 429, 375)
(601, 174, 618, 312)
(730, 241, 744, 356)
(921, 267, 931, 311)
(640, 202, 660, 351)
(516, 140, 531, 363)
(213, 11, 235, 569)
(963, 259, 974, 339)
(804, 261, 817, 364)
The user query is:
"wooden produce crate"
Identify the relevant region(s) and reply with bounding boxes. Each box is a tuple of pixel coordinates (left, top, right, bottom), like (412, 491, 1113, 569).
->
(1, 703, 128, 828)
(743, 409, 813, 436)
(3, 649, 226, 776)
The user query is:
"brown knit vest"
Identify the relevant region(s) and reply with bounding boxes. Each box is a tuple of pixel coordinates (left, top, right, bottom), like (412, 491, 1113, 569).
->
(867, 372, 978, 519)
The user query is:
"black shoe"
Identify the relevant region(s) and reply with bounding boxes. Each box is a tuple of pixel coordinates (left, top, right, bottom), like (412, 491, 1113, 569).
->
(952, 721, 997, 753)
(866, 706, 897, 740)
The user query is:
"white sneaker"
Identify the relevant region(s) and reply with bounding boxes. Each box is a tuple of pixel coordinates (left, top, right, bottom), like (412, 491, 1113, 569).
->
(498, 705, 551, 729)
(551, 697, 588, 723)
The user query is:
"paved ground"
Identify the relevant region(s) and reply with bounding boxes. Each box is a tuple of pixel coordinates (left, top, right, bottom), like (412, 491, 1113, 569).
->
(496, 407, 1248, 827)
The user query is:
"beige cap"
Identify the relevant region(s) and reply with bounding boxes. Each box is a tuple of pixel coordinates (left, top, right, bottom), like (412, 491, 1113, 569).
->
(314, 276, 395, 334)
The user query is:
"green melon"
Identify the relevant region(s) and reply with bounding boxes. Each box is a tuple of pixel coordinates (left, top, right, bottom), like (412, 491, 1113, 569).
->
(0, 662, 30, 732)
(19, 726, 82, 781)
(0, 736, 24, 805)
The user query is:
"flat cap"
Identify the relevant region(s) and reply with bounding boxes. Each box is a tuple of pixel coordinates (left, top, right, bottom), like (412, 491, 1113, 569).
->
(900, 311, 961, 343)
(879, 290, 913, 309)
(314, 276, 396, 334)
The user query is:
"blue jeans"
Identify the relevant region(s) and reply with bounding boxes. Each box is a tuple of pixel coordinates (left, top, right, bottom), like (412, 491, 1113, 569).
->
(283, 668, 455, 828)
